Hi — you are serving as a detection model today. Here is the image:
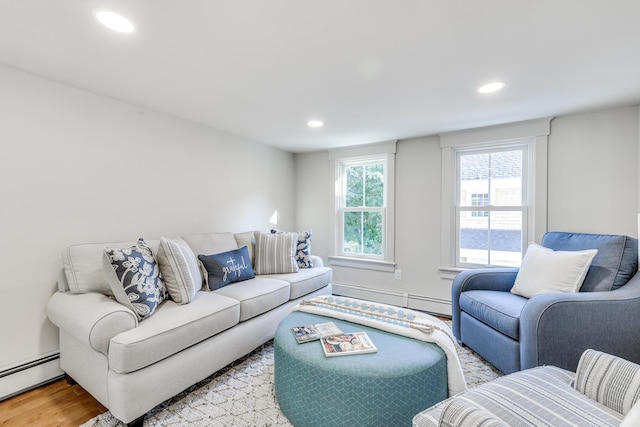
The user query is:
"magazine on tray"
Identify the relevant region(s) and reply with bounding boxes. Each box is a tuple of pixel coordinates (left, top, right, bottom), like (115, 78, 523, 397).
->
(320, 331, 378, 357)
(291, 322, 344, 343)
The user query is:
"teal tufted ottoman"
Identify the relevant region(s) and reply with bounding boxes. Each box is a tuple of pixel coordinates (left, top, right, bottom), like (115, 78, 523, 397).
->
(274, 311, 448, 427)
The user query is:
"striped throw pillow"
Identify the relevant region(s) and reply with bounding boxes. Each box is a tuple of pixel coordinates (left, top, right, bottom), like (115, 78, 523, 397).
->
(156, 237, 201, 304)
(574, 349, 640, 415)
(253, 231, 299, 275)
(439, 399, 507, 427)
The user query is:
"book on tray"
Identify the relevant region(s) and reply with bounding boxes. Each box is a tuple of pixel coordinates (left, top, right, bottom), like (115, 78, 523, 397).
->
(291, 322, 344, 343)
(320, 331, 378, 357)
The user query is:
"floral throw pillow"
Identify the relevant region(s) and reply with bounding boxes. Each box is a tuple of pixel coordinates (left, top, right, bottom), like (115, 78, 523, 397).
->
(294, 230, 313, 268)
(103, 238, 168, 321)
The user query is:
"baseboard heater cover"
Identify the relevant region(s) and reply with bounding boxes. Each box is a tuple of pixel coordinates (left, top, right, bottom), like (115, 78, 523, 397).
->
(0, 352, 64, 401)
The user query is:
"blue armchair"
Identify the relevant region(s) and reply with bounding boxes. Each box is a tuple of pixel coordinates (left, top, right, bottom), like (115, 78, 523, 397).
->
(452, 231, 639, 374)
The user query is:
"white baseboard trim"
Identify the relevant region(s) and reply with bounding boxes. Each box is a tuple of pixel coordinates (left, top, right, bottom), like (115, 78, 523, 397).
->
(406, 294, 453, 317)
(0, 351, 64, 401)
(331, 282, 452, 316)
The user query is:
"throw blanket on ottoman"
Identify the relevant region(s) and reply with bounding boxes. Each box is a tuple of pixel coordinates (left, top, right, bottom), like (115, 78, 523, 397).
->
(294, 295, 467, 396)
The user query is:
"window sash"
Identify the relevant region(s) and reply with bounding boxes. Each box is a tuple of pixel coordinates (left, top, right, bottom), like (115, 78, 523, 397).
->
(339, 207, 386, 258)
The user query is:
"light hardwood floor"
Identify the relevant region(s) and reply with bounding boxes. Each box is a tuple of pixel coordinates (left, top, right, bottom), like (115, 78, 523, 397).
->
(0, 379, 106, 427)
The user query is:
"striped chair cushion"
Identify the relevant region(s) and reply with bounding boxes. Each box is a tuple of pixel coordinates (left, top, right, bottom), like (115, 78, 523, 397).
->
(574, 349, 640, 415)
(413, 366, 623, 427)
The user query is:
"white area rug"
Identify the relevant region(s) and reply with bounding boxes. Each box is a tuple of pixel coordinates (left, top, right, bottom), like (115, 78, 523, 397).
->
(82, 325, 501, 427)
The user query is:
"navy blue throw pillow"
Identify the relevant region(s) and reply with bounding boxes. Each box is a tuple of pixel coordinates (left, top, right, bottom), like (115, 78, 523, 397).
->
(198, 246, 255, 290)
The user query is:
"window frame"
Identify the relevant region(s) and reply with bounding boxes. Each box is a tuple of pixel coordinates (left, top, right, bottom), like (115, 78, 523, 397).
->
(328, 141, 396, 272)
(439, 118, 551, 278)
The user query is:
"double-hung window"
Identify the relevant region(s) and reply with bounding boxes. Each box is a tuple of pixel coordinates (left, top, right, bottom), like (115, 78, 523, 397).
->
(440, 118, 551, 274)
(329, 142, 396, 271)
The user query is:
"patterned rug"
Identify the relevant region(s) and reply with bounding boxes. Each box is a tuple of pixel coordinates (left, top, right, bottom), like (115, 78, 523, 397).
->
(82, 324, 502, 427)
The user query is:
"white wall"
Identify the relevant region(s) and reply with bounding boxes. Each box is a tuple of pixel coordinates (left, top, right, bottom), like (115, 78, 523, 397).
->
(296, 106, 640, 315)
(0, 65, 295, 394)
(548, 107, 639, 235)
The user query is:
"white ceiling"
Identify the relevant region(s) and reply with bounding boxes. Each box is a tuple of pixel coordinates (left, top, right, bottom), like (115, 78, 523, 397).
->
(1, 1, 639, 153)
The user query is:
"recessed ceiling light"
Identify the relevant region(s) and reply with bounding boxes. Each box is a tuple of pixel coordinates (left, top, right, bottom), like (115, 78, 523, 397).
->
(94, 10, 135, 33)
(478, 82, 505, 94)
(307, 120, 324, 128)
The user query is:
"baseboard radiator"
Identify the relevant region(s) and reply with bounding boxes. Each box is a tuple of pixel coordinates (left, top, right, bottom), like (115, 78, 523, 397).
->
(331, 283, 452, 316)
(0, 351, 64, 401)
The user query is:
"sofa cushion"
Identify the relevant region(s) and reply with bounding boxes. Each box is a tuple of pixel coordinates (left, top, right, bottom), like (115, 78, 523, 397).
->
(156, 237, 201, 304)
(511, 243, 597, 298)
(541, 232, 638, 292)
(198, 246, 255, 290)
(103, 238, 168, 321)
(264, 266, 332, 300)
(459, 290, 527, 340)
(254, 231, 299, 274)
(181, 232, 238, 259)
(62, 239, 160, 295)
(109, 292, 240, 374)
(574, 349, 640, 415)
(212, 277, 290, 321)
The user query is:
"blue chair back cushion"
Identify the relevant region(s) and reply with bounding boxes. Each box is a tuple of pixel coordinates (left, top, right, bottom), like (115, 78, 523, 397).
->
(541, 232, 638, 292)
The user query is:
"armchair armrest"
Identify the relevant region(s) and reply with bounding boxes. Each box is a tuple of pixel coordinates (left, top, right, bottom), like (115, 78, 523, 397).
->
(47, 291, 137, 355)
(451, 268, 519, 340)
(520, 271, 640, 372)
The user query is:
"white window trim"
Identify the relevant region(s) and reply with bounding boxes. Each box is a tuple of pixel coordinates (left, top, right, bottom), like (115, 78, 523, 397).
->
(439, 118, 552, 278)
(328, 141, 397, 272)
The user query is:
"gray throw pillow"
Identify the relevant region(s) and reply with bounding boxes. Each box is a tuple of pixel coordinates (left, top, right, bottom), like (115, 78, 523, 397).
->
(156, 237, 201, 304)
(254, 231, 299, 275)
(103, 238, 167, 321)
(271, 229, 313, 268)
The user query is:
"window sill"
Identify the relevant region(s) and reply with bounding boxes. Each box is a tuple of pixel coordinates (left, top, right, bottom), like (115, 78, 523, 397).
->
(438, 266, 467, 280)
(328, 256, 396, 272)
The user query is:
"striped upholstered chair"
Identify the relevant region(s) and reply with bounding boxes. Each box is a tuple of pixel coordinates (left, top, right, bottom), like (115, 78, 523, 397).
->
(413, 349, 640, 427)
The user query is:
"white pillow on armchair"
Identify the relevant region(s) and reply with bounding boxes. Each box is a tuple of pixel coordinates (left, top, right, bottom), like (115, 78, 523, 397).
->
(511, 243, 597, 298)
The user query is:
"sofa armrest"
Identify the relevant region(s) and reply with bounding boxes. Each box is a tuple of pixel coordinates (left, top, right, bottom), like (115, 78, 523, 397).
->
(47, 291, 138, 355)
(520, 271, 640, 372)
(452, 268, 519, 339)
(310, 255, 324, 268)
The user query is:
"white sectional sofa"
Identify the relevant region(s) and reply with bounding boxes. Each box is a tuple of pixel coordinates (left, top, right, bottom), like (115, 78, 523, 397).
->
(46, 230, 332, 426)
